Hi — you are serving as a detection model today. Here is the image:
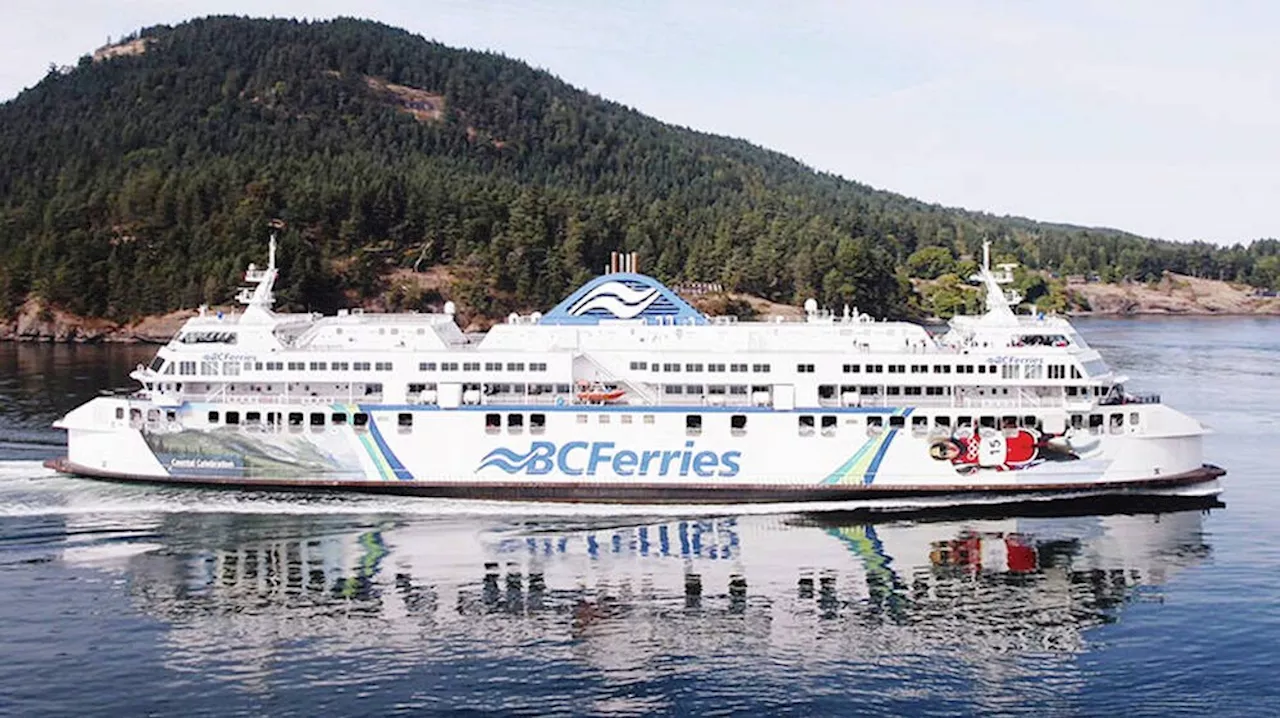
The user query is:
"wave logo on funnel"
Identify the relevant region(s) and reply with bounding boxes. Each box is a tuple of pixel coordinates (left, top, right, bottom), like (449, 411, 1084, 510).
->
(566, 281, 661, 319)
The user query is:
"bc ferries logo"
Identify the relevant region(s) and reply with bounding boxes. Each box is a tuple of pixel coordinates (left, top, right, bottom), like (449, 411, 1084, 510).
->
(566, 281, 662, 319)
(477, 441, 741, 478)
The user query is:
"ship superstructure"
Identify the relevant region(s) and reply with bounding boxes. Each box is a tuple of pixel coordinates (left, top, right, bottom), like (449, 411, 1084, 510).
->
(48, 238, 1223, 503)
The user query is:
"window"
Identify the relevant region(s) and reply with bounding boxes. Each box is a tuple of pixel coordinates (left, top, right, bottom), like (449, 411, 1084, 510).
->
(912, 416, 928, 435)
(1070, 366, 1083, 379)
(730, 414, 747, 436)
(867, 416, 883, 436)
(663, 363, 681, 372)
(442, 362, 459, 371)
(1110, 413, 1124, 434)
(912, 365, 928, 373)
(419, 362, 437, 371)
(115, 407, 125, 420)
(1049, 365, 1067, 380)
(310, 412, 326, 427)
(375, 362, 393, 371)
(708, 363, 726, 372)
(463, 362, 480, 371)
(621, 415, 633, 424)
(664, 385, 684, 395)
(334, 362, 350, 371)
(485, 362, 501, 371)
(686, 363, 704, 372)
(331, 412, 347, 425)
(576, 414, 588, 424)
(903, 386, 922, 395)
(529, 362, 547, 371)
(246, 411, 261, 425)
(288, 412, 304, 427)
(486, 413, 501, 433)
(208, 410, 220, 424)
(752, 363, 771, 373)
(309, 362, 327, 371)
(889, 416, 905, 429)
(353, 361, 371, 371)
(686, 415, 702, 436)
(288, 362, 305, 371)
(643, 415, 655, 425)
(225, 411, 240, 425)
(843, 364, 860, 373)
(398, 413, 413, 431)
(797, 363, 815, 373)
(530, 413, 546, 434)
(821, 415, 837, 436)
(178, 361, 196, 375)
(888, 365, 904, 374)
(730, 363, 747, 373)
(799, 415, 815, 436)
(1130, 412, 1140, 426)
(630, 361, 648, 370)
(353, 413, 369, 430)
(599, 415, 611, 424)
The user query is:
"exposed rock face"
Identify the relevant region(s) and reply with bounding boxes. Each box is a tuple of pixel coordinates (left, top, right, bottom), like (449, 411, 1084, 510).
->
(0, 299, 191, 343)
(1068, 274, 1280, 316)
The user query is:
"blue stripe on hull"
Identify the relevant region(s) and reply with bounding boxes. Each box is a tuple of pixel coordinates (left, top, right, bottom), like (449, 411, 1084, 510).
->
(365, 416, 414, 480)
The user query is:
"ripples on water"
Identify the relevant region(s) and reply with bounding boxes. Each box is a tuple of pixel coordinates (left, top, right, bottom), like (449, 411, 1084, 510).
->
(1, 324, 1279, 716)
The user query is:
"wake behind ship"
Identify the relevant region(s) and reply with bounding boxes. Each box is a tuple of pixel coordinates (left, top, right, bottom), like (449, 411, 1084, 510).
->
(47, 239, 1224, 505)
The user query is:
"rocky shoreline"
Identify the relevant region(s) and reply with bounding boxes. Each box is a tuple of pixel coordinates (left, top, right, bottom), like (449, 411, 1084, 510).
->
(4, 273, 1278, 343)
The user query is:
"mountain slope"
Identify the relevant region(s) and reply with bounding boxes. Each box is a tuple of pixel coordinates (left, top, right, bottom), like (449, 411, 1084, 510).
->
(0, 15, 1276, 325)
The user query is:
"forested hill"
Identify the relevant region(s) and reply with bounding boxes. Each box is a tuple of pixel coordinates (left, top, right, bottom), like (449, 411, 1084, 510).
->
(1, 16, 1277, 325)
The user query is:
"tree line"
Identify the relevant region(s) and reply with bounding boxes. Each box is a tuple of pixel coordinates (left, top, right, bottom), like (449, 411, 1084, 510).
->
(0, 16, 1274, 324)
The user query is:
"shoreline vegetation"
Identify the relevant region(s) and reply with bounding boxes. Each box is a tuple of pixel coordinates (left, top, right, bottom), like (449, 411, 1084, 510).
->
(3, 17, 1279, 340)
(4, 272, 1276, 344)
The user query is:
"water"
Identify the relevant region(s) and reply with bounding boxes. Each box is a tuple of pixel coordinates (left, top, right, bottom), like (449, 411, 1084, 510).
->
(0, 320, 1278, 716)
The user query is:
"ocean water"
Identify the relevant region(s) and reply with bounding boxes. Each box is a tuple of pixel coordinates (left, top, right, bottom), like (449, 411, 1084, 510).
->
(0, 318, 1277, 717)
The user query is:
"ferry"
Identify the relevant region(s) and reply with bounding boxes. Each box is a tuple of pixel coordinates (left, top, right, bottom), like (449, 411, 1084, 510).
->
(46, 238, 1224, 504)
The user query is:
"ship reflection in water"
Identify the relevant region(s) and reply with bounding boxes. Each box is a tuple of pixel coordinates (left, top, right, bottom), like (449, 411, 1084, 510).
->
(57, 500, 1215, 696)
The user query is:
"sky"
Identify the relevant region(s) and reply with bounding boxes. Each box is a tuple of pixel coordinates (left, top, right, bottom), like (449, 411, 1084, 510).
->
(2, 0, 1277, 245)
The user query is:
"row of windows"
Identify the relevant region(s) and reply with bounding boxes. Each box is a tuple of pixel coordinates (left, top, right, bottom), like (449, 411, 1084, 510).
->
(172, 359, 556, 377)
(422, 361, 549, 372)
(643, 363, 772, 373)
(129, 407, 1139, 440)
(623, 361, 1084, 379)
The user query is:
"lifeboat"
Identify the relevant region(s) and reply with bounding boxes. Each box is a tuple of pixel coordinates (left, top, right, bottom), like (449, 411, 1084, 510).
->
(576, 383, 626, 404)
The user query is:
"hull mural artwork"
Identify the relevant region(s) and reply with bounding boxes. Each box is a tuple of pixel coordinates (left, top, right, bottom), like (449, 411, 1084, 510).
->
(142, 424, 366, 479)
(928, 426, 1103, 475)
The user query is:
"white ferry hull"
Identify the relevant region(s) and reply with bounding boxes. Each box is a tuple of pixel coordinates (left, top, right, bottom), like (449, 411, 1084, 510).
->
(48, 398, 1223, 505)
(46, 242, 1225, 506)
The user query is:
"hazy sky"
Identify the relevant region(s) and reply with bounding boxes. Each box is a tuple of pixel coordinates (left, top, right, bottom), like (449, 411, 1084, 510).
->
(2, 0, 1277, 244)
